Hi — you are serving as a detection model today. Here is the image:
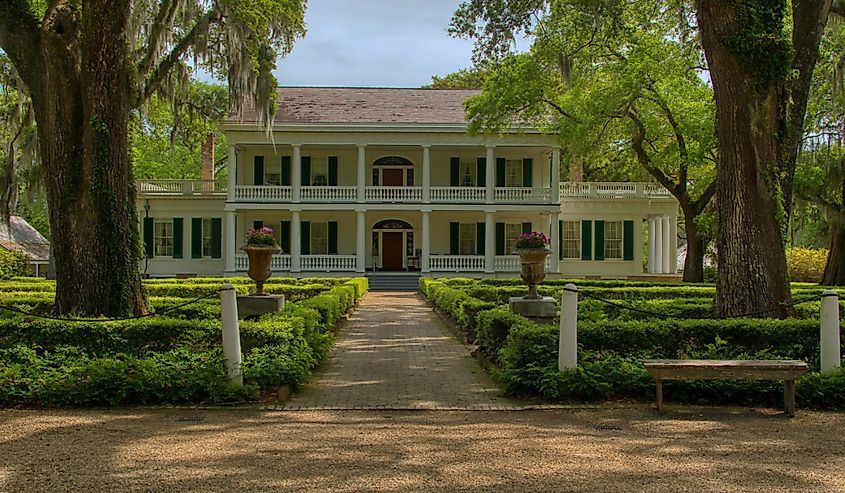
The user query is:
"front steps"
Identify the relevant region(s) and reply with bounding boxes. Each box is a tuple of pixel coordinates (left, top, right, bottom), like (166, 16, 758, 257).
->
(366, 273, 421, 292)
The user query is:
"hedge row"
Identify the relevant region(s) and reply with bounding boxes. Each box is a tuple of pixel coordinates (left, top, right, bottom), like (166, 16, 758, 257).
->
(0, 277, 368, 406)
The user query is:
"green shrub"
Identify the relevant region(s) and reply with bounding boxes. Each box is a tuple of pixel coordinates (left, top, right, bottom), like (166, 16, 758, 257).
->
(786, 248, 828, 283)
(476, 308, 529, 361)
(0, 250, 30, 280)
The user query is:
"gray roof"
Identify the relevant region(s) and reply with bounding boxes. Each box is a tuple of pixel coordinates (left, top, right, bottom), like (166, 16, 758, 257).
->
(237, 87, 480, 125)
(0, 215, 50, 261)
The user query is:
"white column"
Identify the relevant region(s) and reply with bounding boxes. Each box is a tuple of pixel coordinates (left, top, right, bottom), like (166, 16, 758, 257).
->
(633, 217, 644, 274)
(226, 145, 236, 202)
(559, 283, 578, 370)
(653, 218, 663, 274)
(292, 144, 302, 203)
(821, 290, 842, 373)
(550, 212, 560, 273)
(225, 210, 236, 273)
(220, 283, 242, 386)
(648, 218, 656, 274)
(661, 216, 671, 274)
(356, 210, 366, 273)
(669, 215, 678, 274)
(422, 145, 431, 203)
(357, 144, 366, 203)
(486, 145, 495, 204)
(485, 211, 495, 273)
(551, 147, 561, 203)
(291, 210, 301, 273)
(421, 210, 431, 273)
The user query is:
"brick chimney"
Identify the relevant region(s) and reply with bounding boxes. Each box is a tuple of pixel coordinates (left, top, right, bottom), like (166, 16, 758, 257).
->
(200, 132, 216, 181)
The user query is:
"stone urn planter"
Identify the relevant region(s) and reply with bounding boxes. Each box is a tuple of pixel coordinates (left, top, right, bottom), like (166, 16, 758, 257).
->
(517, 248, 551, 300)
(240, 244, 280, 295)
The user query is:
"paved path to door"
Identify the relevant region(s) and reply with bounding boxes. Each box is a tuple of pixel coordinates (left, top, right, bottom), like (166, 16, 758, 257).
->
(283, 291, 518, 410)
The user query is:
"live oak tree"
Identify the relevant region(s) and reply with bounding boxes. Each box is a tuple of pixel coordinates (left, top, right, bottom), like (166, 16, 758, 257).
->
(449, 1, 718, 282)
(0, 1, 305, 316)
(453, 0, 844, 316)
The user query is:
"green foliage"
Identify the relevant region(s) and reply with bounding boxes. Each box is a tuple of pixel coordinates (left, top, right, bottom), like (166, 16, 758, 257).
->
(786, 248, 829, 283)
(723, 0, 793, 89)
(424, 68, 488, 89)
(0, 250, 29, 279)
(0, 276, 366, 406)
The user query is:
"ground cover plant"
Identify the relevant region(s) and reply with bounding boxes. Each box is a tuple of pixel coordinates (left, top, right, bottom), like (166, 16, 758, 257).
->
(0, 277, 367, 406)
(421, 277, 845, 409)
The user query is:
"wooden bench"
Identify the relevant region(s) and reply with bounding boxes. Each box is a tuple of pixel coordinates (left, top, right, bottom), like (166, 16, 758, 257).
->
(643, 360, 809, 417)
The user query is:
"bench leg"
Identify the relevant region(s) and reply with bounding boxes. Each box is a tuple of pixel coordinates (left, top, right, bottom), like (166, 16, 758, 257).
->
(784, 380, 796, 417)
(656, 379, 664, 413)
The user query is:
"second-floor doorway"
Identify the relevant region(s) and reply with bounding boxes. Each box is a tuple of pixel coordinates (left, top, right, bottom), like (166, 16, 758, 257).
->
(382, 169, 404, 187)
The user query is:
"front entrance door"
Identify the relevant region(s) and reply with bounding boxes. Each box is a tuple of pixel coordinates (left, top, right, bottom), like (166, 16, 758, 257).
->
(382, 232, 404, 271)
(382, 168, 404, 186)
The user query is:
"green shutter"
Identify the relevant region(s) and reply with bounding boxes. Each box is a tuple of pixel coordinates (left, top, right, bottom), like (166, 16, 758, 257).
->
(449, 222, 459, 255)
(281, 156, 291, 186)
(559, 220, 563, 260)
(172, 217, 183, 259)
(328, 221, 338, 254)
(191, 218, 202, 259)
(594, 220, 605, 261)
(301, 221, 310, 255)
(280, 221, 291, 254)
(211, 218, 222, 259)
(476, 222, 485, 255)
(476, 158, 486, 187)
(522, 222, 532, 234)
(254, 156, 264, 185)
(495, 222, 505, 256)
(581, 220, 592, 260)
(496, 158, 506, 187)
(623, 220, 634, 261)
(522, 158, 533, 187)
(372, 168, 379, 186)
(301, 156, 311, 185)
(253, 220, 263, 230)
(406, 169, 414, 186)
(328, 156, 338, 186)
(143, 217, 154, 258)
(450, 157, 460, 186)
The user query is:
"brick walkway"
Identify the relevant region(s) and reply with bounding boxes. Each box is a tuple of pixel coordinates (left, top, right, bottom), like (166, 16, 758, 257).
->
(282, 291, 518, 410)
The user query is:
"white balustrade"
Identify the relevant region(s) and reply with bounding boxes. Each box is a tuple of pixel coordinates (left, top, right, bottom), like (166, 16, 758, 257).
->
(494, 255, 553, 272)
(494, 187, 551, 203)
(234, 185, 292, 202)
(430, 187, 487, 203)
(301, 186, 357, 202)
(137, 179, 226, 196)
(429, 255, 485, 272)
(365, 186, 423, 202)
(235, 254, 291, 271)
(301, 255, 357, 271)
(559, 182, 671, 199)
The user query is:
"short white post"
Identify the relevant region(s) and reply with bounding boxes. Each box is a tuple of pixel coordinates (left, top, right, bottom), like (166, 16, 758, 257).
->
(220, 283, 243, 386)
(559, 283, 578, 370)
(821, 290, 841, 374)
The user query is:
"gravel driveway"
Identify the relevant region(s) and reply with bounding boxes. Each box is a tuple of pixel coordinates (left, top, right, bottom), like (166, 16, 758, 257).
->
(2, 406, 844, 492)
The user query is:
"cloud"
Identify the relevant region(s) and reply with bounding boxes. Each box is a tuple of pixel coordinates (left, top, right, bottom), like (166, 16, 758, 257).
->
(274, 0, 476, 87)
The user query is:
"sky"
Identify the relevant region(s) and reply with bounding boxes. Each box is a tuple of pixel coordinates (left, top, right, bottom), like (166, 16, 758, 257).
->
(274, 0, 477, 87)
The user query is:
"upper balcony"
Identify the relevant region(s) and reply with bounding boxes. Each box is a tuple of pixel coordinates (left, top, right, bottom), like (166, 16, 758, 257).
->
(137, 179, 673, 203)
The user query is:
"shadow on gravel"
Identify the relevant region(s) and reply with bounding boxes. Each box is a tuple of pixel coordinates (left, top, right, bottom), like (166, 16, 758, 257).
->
(1, 407, 843, 492)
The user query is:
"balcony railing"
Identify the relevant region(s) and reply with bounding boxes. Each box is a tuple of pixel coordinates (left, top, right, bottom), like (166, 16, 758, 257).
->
(429, 255, 485, 272)
(235, 254, 291, 271)
(429, 186, 487, 203)
(559, 182, 672, 199)
(301, 255, 357, 271)
(494, 255, 553, 272)
(495, 187, 551, 203)
(365, 186, 423, 202)
(235, 185, 291, 201)
(301, 186, 357, 202)
(137, 179, 226, 196)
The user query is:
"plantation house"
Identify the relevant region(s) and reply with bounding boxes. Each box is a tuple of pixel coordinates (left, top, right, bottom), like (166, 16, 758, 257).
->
(137, 87, 678, 278)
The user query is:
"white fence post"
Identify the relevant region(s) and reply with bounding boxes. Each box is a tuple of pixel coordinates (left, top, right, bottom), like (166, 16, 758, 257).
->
(821, 290, 841, 374)
(559, 283, 578, 370)
(220, 283, 243, 386)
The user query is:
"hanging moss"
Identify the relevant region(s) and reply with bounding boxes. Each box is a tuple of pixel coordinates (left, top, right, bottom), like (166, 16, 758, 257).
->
(723, 0, 794, 89)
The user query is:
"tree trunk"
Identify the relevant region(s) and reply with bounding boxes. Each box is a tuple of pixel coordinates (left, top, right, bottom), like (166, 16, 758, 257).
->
(23, 2, 146, 316)
(822, 223, 845, 285)
(694, 2, 833, 318)
(682, 212, 706, 283)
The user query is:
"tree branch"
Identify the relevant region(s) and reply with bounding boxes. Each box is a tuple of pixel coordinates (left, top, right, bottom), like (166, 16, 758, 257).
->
(140, 7, 218, 103)
(832, 0, 845, 16)
(626, 108, 683, 200)
(646, 87, 689, 192)
(138, 0, 180, 81)
(0, 0, 43, 92)
(690, 177, 717, 216)
(541, 98, 580, 122)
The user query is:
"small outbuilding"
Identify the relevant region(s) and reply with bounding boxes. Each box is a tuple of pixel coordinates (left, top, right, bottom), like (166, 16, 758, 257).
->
(0, 215, 50, 276)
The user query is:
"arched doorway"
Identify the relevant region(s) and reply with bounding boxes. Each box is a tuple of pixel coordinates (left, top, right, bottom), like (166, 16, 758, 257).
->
(373, 219, 414, 271)
(372, 156, 414, 187)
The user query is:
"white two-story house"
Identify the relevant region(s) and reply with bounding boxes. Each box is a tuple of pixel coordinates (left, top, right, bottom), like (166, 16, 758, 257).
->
(137, 87, 678, 278)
